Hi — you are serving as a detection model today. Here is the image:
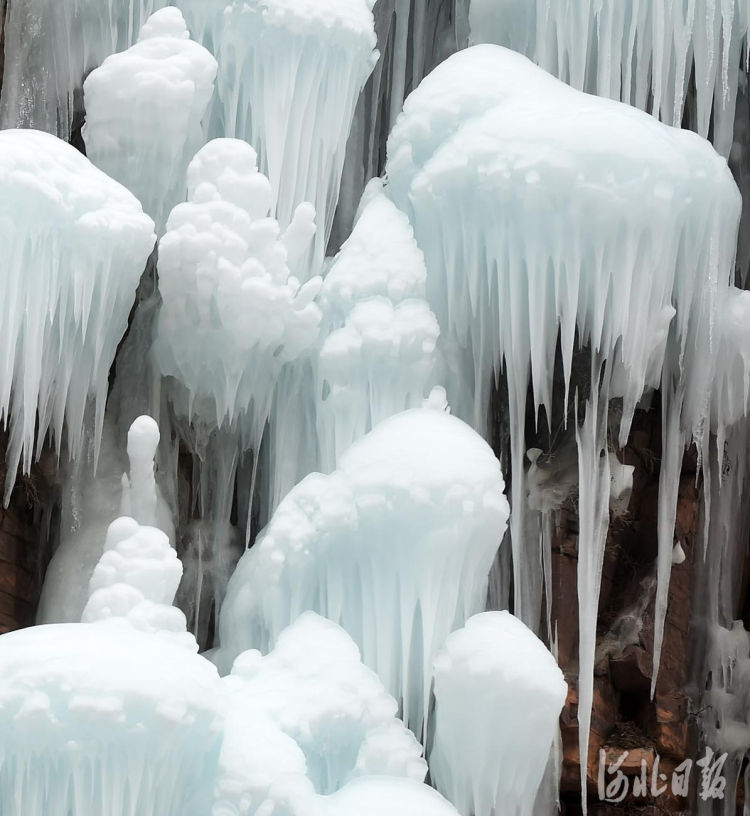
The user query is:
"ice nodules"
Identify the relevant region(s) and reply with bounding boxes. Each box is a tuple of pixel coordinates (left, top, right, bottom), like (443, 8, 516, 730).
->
(0, 129, 155, 503)
(218, 407, 509, 737)
(429, 611, 567, 816)
(82, 8, 218, 232)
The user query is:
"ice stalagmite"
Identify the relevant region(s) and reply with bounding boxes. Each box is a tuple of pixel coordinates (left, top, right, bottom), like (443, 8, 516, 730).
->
(316, 181, 440, 470)
(0, 130, 155, 504)
(82, 8, 217, 232)
(469, 0, 750, 157)
(216, 0, 378, 269)
(386, 45, 740, 806)
(217, 407, 509, 738)
(429, 612, 567, 816)
(0, 0, 170, 137)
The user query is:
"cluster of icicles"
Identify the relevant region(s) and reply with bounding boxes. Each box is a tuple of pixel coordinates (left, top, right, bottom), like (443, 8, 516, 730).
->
(1, 1, 750, 815)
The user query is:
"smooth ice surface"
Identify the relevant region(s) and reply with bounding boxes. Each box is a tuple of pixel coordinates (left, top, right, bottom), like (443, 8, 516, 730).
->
(324, 777, 461, 816)
(0, 129, 155, 502)
(430, 612, 567, 816)
(469, 0, 750, 156)
(83, 8, 217, 232)
(317, 182, 440, 469)
(218, 408, 509, 737)
(216, 0, 378, 268)
(386, 44, 740, 804)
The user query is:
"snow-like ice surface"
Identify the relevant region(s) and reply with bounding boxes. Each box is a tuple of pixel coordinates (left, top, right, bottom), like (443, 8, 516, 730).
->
(469, 0, 750, 157)
(0, 129, 155, 502)
(83, 8, 217, 232)
(430, 612, 567, 816)
(218, 408, 508, 736)
(386, 44, 740, 802)
(324, 777, 462, 816)
(154, 138, 321, 436)
(317, 182, 440, 469)
(223, 613, 426, 795)
(216, 0, 378, 268)
(0, 622, 222, 816)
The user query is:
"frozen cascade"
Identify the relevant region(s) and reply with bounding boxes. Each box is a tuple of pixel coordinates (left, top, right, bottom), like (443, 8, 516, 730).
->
(429, 611, 567, 816)
(386, 44, 740, 805)
(217, 407, 509, 738)
(0, 0, 171, 137)
(316, 180, 441, 470)
(468, 0, 750, 157)
(0, 129, 155, 503)
(82, 8, 217, 233)
(214, 0, 378, 270)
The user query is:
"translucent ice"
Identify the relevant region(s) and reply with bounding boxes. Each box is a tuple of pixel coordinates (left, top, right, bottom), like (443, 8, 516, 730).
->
(82, 8, 217, 232)
(0, 129, 155, 503)
(217, 408, 509, 737)
(429, 611, 567, 816)
(468, 0, 750, 156)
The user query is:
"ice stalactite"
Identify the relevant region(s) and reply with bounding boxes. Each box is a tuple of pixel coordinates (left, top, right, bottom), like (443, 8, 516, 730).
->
(429, 611, 567, 816)
(316, 180, 441, 470)
(468, 0, 750, 157)
(385, 44, 740, 809)
(82, 8, 217, 233)
(37, 415, 172, 625)
(214, 0, 378, 271)
(217, 407, 509, 738)
(153, 138, 321, 640)
(0, 0, 170, 136)
(0, 129, 155, 504)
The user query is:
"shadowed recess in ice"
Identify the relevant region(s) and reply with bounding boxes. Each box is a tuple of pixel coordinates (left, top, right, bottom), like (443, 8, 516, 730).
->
(385, 44, 740, 805)
(468, 0, 750, 157)
(429, 611, 567, 816)
(316, 180, 441, 470)
(82, 7, 217, 233)
(217, 407, 509, 738)
(0, 129, 155, 504)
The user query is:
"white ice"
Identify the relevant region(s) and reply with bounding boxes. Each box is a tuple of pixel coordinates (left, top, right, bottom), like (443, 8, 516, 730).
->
(82, 8, 217, 232)
(429, 611, 567, 816)
(217, 407, 509, 737)
(0, 130, 155, 503)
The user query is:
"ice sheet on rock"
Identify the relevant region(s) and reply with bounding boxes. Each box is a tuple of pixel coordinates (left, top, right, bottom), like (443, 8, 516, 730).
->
(468, 0, 750, 157)
(0, 130, 155, 503)
(0, 0, 171, 137)
(385, 44, 740, 809)
(217, 408, 509, 738)
(323, 777, 461, 816)
(711, 287, 750, 430)
(223, 613, 426, 795)
(429, 611, 567, 816)
(82, 8, 217, 232)
(0, 622, 222, 816)
(216, 0, 378, 269)
(317, 184, 441, 469)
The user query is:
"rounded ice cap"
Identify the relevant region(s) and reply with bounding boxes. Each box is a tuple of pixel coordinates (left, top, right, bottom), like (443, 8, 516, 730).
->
(323, 777, 461, 816)
(138, 6, 190, 40)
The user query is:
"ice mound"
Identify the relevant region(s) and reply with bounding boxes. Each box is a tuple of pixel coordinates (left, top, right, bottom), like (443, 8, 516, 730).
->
(223, 613, 426, 795)
(217, 408, 509, 737)
(323, 777, 461, 816)
(386, 43, 740, 799)
(83, 8, 218, 231)
(0, 622, 222, 816)
(430, 611, 567, 816)
(216, 0, 378, 268)
(0, 129, 156, 503)
(153, 138, 322, 436)
(317, 183, 441, 469)
(468, 0, 750, 156)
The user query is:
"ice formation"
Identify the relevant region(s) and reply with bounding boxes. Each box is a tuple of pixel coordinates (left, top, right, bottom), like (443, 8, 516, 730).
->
(215, 0, 378, 267)
(323, 777, 462, 816)
(316, 182, 441, 469)
(0, 129, 155, 502)
(386, 44, 740, 798)
(82, 8, 217, 232)
(468, 0, 750, 156)
(218, 407, 509, 736)
(430, 611, 567, 816)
